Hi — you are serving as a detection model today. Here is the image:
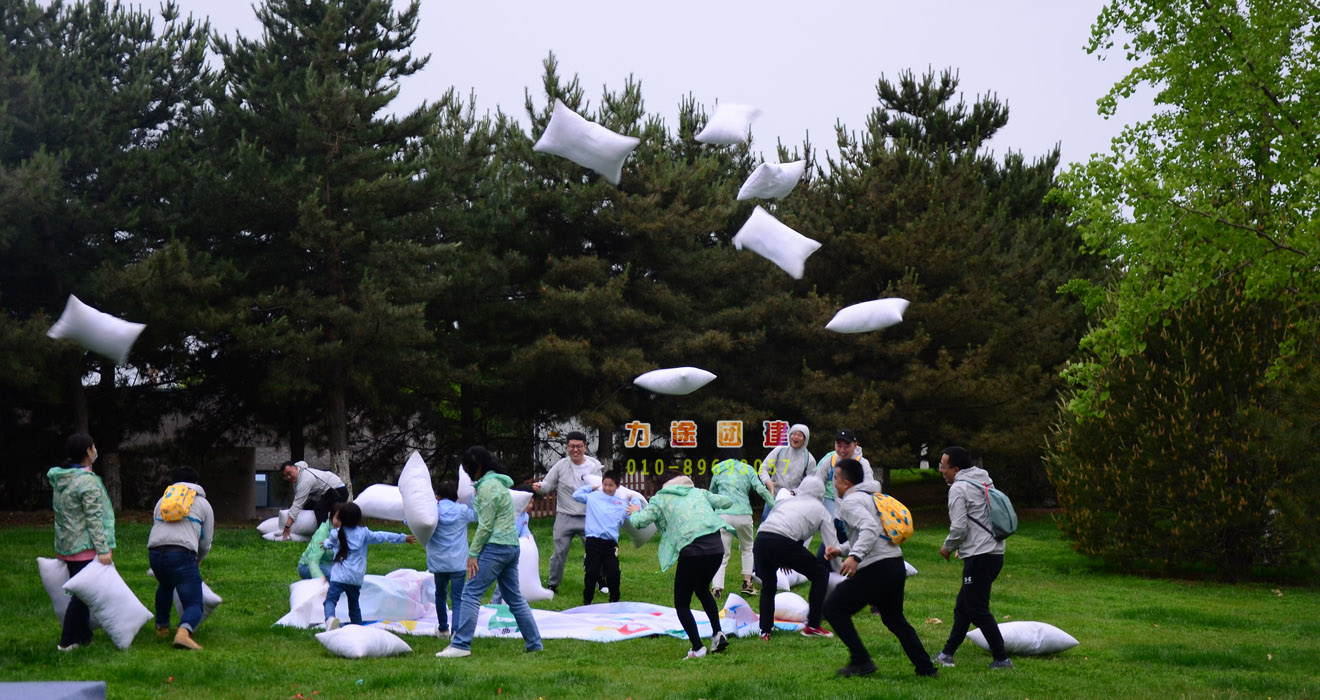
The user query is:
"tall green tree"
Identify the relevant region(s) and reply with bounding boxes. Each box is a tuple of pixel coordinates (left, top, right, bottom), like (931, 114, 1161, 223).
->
(204, 0, 450, 488)
(0, 0, 210, 506)
(1056, 0, 1320, 417)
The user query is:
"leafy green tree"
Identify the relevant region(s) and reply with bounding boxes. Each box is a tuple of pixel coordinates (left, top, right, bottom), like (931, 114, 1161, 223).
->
(1056, 0, 1320, 417)
(203, 0, 451, 488)
(0, 0, 210, 506)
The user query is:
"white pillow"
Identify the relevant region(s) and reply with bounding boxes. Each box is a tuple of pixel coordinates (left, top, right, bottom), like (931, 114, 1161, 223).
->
(62, 561, 151, 649)
(457, 467, 475, 505)
(315, 626, 412, 658)
(775, 568, 807, 591)
(516, 533, 555, 602)
(737, 161, 806, 201)
(399, 452, 438, 543)
(353, 484, 405, 521)
(279, 509, 319, 536)
(695, 102, 762, 145)
(37, 558, 100, 629)
(618, 491, 656, 548)
(46, 295, 146, 365)
(532, 99, 640, 185)
(633, 367, 716, 396)
(905, 560, 918, 577)
(510, 489, 534, 515)
(773, 592, 808, 622)
(969, 620, 1079, 655)
(275, 578, 330, 628)
(825, 298, 910, 334)
(147, 568, 223, 625)
(732, 206, 821, 279)
(256, 516, 280, 535)
(263, 530, 309, 542)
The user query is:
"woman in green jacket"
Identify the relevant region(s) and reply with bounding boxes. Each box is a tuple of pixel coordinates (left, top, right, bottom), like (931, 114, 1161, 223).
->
(48, 433, 116, 651)
(627, 472, 734, 660)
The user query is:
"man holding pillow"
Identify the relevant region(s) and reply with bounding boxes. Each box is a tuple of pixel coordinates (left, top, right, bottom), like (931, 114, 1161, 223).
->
(935, 446, 1013, 670)
(532, 431, 603, 592)
(280, 460, 348, 539)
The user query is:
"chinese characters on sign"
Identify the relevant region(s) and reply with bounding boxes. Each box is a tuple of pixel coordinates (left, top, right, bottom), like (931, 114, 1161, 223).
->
(624, 420, 650, 448)
(669, 420, 698, 448)
(620, 419, 786, 449)
(761, 420, 789, 448)
(715, 421, 743, 448)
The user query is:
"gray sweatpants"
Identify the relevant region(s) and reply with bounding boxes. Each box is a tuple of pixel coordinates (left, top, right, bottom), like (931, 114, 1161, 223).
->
(548, 514, 587, 589)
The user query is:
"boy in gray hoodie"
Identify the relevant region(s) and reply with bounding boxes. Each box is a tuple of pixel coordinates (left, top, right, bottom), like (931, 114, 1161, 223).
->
(147, 466, 215, 650)
(753, 475, 838, 639)
(934, 446, 1012, 670)
(822, 459, 937, 679)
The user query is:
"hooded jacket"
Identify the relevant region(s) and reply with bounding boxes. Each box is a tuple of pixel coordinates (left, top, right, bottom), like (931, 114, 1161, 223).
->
(835, 478, 902, 569)
(757, 476, 839, 550)
(148, 481, 215, 560)
(286, 465, 345, 523)
(48, 466, 116, 557)
(628, 477, 733, 572)
(816, 448, 876, 503)
(709, 459, 775, 516)
(758, 424, 814, 489)
(469, 472, 519, 557)
(942, 466, 1006, 558)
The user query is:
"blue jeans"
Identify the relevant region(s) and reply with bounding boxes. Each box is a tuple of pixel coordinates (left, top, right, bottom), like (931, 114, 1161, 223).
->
(325, 580, 362, 625)
(433, 569, 466, 632)
(450, 544, 542, 652)
(297, 564, 314, 579)
(148, 547, 204, 632)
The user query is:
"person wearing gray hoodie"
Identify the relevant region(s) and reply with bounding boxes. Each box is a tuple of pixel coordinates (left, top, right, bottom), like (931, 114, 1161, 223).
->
(753, 475, 839, 639)
(934, 446, 1012, 670)
(147, 466, 215, 650)
(822, 458, 937, 679)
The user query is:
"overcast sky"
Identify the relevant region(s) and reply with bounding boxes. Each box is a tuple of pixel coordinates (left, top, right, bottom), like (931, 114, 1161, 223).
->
(169, 0, 1154, 168)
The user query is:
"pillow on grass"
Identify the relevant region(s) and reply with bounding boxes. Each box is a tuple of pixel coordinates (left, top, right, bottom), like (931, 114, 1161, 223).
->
(968, 620, 1079, 655)
(399, 452, 438, 543)
(279, 509, 319, 536)
(773, 592, 808, 622)
(695, 102, 762, 145)
(825, 298, 910, 333)
(737, 160, 806, 201)
(62, 561, 151, 649)
(354, 484, 405, 521)
(275, 577, 330, 628)
(37, 558, 100, 629)
(46, 295, 146, 365)
(516, 533, 555, 602)
(633, 367, 716, 396)
(256, 516, 280, 535)
(775, 568, 807, 591)
(533, 99, 640, 185)
(315, 626, 412, 658)
(732, 206, 821, 280)
(262, 530, 310, 542)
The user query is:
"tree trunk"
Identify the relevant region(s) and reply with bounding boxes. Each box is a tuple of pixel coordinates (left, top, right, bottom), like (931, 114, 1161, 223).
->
(101, 451, 123, 510)
(595, 422, 613, 469)
(329, 371, 353, 497)
(289, 409, 306, 462)
(72, 373, 88, 434)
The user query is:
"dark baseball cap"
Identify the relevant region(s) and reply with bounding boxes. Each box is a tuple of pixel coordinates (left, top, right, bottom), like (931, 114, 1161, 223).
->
(834, 429, 857, 443)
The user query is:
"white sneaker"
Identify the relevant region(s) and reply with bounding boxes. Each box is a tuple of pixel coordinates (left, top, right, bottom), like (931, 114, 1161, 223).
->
(599, 587, 609, 595)
(56, 643, 80, 652)
(325, 617, 340, 631)
(684, 647, 707, 660)
(436, 629, 451, 638)
(437, 646, 471, 658)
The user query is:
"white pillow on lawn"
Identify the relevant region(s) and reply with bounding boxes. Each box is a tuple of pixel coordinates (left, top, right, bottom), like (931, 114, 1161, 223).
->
(275, 578, 330, 628)
(773, 592, 808, 622)
(399, 451, 438, 543)
(732, 206, 821, 280)
(263, 530, 309, 542)
(315, 626, 412, 658)
(37, 558, 100, 629)
(969, 620, 1079, 655)
(46, 294, 146, 365)
(62, 561, 151, 649)
(533, 99, 640, 185)
(633, 367, 716, 396)
(516, 533, 555, 602)
(279, 509, 319, 536)
(256, 516, 280, 535)
(737, 160, 806, 200)
(695, 102, 762, 145)
(826, 298, 910, 334)
(775, 568, 807, 591)
(354, 484, 405, 521)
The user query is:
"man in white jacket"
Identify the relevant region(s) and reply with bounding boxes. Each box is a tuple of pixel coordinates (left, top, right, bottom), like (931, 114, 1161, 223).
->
(532, 431, 603, 592)
(280, 460, 348, 540)
(934, 446, 1013, 670)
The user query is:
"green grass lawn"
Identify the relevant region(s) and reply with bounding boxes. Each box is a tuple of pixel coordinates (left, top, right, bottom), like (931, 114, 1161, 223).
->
(1, 509, 1317, 700)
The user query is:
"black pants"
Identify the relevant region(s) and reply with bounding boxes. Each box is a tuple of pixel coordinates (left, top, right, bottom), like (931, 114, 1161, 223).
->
(942, 553, 1007, 661)
(673, 552, 723, 651)
(583, 537, 620, 605)
(60, 559, 93, 647)
(313, 486, 349, 525)
(754, 532, 831, 633)
(824, 557, 935, 674)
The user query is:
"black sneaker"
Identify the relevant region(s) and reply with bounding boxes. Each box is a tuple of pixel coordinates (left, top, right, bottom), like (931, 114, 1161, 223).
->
(836, 661, 877, 677)
(917, 668, 939, 678)
(934, 651, 956, 667)
(989, 658, 1015, 670)
(711, 631, 729, 653)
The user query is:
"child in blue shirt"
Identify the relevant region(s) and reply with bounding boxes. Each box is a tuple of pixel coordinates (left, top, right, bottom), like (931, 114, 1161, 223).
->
(322, 502, 416, 629)
(427, 480, 476, 637)
(572, 471, 642, 605)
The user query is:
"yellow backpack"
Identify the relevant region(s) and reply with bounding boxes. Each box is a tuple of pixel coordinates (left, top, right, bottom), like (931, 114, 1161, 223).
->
(871, 493, 914, 545)
(159, 484, 197, 522)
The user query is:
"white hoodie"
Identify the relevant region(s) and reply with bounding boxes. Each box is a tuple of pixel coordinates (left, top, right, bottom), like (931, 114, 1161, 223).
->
(758, 476, 839, 551)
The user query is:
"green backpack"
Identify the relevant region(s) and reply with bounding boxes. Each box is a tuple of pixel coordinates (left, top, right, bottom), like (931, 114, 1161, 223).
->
(871, 493, 914, 545)
(970, 482, 1017, 541)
